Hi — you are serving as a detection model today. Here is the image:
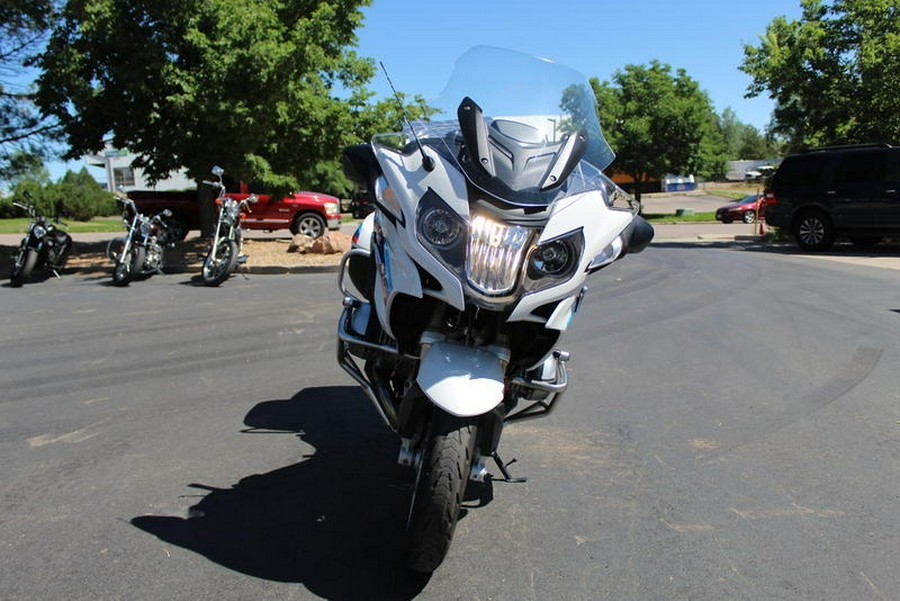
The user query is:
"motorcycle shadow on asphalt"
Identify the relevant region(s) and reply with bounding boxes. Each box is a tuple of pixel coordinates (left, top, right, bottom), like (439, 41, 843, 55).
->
(131, 386, 491, 598)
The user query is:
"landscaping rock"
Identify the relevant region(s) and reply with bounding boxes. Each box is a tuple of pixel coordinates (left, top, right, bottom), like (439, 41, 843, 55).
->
(287, 231, 352, 254)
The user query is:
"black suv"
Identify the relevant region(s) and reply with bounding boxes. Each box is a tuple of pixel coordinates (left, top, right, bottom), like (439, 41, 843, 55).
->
(765, 144, 900, 251)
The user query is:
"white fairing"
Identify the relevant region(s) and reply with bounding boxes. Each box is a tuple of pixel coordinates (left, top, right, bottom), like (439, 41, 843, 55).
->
(506, 190, 632, 328)
(372, 222, 422, 340)
(376, 152, 468, 311)
(417, 341, 506, 416)
(352, 213, 375, 251)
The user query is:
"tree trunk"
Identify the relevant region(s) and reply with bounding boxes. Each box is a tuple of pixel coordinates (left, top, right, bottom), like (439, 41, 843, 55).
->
(198, 182, 216, 238)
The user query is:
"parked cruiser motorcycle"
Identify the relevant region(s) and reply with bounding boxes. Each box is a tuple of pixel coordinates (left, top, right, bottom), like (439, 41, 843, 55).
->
(107, 194, 172, 286)
(9, 192, 73, 287)
(201, 166, 256, 286)
(337, 47, 654, 572)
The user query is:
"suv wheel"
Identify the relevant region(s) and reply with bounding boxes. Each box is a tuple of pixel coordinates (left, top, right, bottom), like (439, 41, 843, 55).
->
(793, 210, 835, 251)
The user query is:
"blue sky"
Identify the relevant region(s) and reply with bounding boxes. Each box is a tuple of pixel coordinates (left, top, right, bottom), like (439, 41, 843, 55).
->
(356, 0, 801, 130)
(49, 0, 801, 181)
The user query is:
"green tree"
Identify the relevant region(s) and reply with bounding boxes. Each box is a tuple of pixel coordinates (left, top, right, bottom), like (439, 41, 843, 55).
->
(0, 0, 59, 182)
(54, 168, 117, 220)
(742, 0, 900, 149)
(34, 0, 416, 200)
(718, 107, 784, 159)
(7, 168, 114, 220)
(591, 60, 726, 198)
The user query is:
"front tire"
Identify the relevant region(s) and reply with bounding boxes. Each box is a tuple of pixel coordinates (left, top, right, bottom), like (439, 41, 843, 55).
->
(407, 410, 478, 573)
(113, 246, 142, 286)
(202, 239, 238, 286)
(10, 248, 37, 287)
(290, 212, 327, 238)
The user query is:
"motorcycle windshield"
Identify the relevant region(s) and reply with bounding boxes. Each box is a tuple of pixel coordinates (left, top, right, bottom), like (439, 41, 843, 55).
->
(394, 46, 616, 208)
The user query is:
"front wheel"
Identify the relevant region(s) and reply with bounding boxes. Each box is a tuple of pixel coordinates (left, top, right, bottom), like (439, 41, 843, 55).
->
(202, 239, 238, 286)
(10, 248, 37, 287)
(113, 246, 143, 286)
(290, 212, 327, 238)
(407, 410, 478, 573)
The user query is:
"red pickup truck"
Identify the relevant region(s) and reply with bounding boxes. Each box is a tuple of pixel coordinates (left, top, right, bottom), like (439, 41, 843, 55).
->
(128, 185, 342, 240)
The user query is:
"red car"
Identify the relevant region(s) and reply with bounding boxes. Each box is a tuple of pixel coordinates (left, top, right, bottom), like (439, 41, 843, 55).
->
(715, 194, 764, 224)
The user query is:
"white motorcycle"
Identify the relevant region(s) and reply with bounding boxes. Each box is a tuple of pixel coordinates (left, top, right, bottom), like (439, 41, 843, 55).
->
(337, 46, 654, 572)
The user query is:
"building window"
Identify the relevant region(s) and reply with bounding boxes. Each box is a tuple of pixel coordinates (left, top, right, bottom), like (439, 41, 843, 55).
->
(113, 167, 135, 188)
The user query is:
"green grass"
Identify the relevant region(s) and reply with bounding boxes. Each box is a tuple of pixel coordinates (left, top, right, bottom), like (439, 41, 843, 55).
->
(708, 191, 748, 200)
(643, 211, 717, 223)
(0, 217, 122, 234)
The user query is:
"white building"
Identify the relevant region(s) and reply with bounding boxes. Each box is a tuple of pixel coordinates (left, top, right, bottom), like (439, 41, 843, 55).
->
(82, 144, 193, 192)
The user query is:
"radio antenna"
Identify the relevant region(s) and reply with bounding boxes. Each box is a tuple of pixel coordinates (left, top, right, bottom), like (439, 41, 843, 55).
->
(380, 61, 434, 172)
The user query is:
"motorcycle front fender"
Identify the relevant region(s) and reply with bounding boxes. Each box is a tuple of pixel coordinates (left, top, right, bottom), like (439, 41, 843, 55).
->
(416, 341, 506, 417)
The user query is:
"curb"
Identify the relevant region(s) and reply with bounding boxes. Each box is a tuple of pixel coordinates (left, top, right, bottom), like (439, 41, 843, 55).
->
(241, 264, 341, 275)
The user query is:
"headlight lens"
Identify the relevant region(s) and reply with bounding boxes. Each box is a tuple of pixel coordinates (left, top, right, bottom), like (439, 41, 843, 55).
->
(324, 202, 340, 214)
(421, 207, 463, 248)
(467, 215, 530, 295)
(416, 189, 467, 268)
(529, 240, 572, 275)
(524, 230, 584, 291)
(224, 200, 239, 222)
(32, 224, 46, 239)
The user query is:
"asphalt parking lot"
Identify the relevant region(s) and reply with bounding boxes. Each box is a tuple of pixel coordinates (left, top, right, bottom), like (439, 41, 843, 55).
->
(3, 237, 900, 599)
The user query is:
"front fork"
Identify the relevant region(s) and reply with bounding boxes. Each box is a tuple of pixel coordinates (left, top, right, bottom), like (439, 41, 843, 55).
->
(210, 220, 244, 262)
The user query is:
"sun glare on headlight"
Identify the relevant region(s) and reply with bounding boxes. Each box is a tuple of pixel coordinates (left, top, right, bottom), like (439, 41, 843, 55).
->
(467, 214, 530, 295)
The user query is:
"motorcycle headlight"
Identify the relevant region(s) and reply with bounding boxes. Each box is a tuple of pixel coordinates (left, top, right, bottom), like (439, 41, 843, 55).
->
(421, 207, 463, 248)
(225, 200, 240, 222)
(529, 239, 574, 276)
(140, 221, 151, 236)
(32, 224, 46, 239)
(524, 230, 584, 291)
(467, 214, 531, 295)
(416, 189, 467, 268)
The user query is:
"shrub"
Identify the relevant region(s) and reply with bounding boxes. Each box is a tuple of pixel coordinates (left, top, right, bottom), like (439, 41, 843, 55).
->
(7, 169, 117, 220)
(55, 169, 117, 220)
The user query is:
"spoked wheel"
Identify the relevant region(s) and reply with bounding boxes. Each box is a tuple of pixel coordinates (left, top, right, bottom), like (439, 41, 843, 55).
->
(407, 409, 478, 573)
(793, 210, 835, 251)
(112, 246, 142, 286)
(10, 248, 37, 287)
(290, 212, 327, 238)
(202, 239, 238, 286)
